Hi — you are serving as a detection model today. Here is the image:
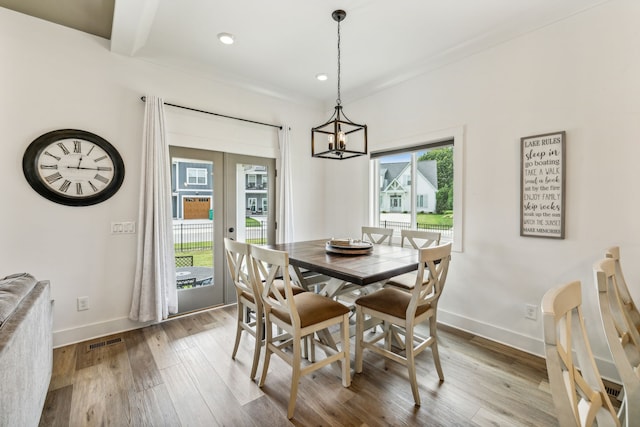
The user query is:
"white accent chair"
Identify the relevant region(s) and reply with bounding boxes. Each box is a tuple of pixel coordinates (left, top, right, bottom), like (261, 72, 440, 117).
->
(541, 280, 620, 426)
(593, 258, 640, 426)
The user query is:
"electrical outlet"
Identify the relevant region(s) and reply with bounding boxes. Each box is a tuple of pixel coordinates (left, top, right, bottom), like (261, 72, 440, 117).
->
(77, 296, 89, 311)
(525, 304, 538, 320)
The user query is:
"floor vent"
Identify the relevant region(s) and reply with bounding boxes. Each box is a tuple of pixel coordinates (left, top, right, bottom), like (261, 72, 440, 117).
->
(87, 337, 123, 351)
(606, 386, 621, 398)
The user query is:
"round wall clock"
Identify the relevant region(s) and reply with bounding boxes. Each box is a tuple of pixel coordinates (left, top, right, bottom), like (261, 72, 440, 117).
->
(22, 129, 125, 206)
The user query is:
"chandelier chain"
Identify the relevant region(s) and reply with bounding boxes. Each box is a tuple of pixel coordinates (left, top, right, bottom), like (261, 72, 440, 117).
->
(336, 19, 341, 106)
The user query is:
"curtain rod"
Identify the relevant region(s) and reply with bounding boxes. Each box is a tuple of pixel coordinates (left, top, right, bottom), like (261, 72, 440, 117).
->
(140, 96, 282, 130)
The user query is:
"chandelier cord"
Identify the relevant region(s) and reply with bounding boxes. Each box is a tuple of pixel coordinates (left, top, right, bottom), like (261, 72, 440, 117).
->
(336, 18, 341, 106)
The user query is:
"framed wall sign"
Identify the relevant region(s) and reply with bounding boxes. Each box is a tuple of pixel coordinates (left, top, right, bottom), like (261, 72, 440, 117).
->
(520, 131, 566, 239)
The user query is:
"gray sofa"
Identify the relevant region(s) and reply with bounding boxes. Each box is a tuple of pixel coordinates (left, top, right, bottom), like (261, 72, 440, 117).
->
(0, 273, 53, 427)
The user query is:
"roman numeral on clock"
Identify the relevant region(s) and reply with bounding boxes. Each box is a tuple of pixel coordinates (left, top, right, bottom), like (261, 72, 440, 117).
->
(40, 164, 58, 170)
(88, 181, 99, 192)
(59, 180, 71, 193)
(57, 142, 70, 155)
(73, 140, 82, 153)
(44, 151, 61, 161)
(76, 182, 83, 195)
(94, 174, 109, 184)
(45, 172, 63, 184)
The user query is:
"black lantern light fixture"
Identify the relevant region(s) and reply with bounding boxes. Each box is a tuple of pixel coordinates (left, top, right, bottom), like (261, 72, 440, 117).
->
(311, 9, 367, 160)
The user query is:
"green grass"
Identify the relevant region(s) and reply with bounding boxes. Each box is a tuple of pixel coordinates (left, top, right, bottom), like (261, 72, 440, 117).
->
(416, 212, 453, 227)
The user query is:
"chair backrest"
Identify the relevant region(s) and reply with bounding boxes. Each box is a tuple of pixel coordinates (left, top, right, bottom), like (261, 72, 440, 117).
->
(593, 258, 640, 424)
(541, 280, 620, 427)
(224, 238, 259, 301)
(175, 255, 193, 267)
(249, 245, 301, 328)
(401, 229, 441, 249)
(361, 226, 393, 245)
(408, 243, 452, 316)
(605, 246, 640, 331)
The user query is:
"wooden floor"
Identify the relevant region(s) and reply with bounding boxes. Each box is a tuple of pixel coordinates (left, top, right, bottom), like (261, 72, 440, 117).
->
(40, 304, 560, 426)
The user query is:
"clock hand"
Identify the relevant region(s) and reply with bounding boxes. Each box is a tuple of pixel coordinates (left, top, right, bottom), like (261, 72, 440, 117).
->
(66, 166, 99, 171)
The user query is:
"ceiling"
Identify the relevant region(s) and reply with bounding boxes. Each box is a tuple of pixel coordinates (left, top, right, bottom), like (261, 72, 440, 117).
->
(2, 0, 611, 105)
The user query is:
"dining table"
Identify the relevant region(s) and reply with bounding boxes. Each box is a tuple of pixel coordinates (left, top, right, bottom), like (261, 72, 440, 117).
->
(264, 238, 421, 354)
(265, 238, 421, 294)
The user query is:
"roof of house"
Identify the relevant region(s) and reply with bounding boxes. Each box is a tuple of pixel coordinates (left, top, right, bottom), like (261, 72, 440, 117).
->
(380, 160, 437, 191)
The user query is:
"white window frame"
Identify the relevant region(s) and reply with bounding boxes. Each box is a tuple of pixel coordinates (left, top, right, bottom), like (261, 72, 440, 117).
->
(369, 126, 464, 252)
(186, 167, 207, 185)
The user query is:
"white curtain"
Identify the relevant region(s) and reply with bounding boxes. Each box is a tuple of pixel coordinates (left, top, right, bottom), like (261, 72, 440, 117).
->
(129, 96, 178, 322)
(277, 125, 295, 243)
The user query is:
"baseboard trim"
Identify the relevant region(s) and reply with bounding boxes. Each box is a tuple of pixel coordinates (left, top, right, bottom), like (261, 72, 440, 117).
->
(438, 309, 621, 383)
(53, 316, 153, 348)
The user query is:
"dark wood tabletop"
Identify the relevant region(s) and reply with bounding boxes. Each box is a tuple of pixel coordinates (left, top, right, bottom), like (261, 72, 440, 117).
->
(264, 239, 420, 286)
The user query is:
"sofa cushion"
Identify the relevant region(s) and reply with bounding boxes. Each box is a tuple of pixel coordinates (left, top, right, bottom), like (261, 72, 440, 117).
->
(0, 273, 37, 328)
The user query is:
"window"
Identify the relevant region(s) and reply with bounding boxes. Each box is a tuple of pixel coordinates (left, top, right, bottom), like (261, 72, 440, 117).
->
(370, 133, 462, 250)
(247, 174, 257, 188)
(186, 168, 207, 185)
(262, 198, 268, 212)
(248, 197, 257, 212)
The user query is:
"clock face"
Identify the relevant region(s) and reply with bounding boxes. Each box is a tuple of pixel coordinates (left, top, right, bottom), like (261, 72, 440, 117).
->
(23, 129, 125, 206)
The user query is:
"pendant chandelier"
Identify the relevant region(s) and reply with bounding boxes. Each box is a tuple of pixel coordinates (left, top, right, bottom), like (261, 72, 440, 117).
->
(311, 9, 368, 160)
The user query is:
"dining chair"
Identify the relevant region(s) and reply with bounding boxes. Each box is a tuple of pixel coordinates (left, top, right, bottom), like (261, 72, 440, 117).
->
(354, 242, 452, 406)
(224, 238, 306, 380)
(593, 258, 640, 425)
(384, 229, 441, 291)
(333, 225, 395, 301)
(361, 226, 394, 245)
(224, 238, 263, 380)
(541, 280, 620, 427)
(249, 245, 351, 419)
(605, 246, 640, 333)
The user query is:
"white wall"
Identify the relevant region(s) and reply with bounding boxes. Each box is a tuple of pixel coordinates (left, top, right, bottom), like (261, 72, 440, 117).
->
(2, 1, 639, 380)
(0, 8, 326, 346)
(323, 0, 640, 378)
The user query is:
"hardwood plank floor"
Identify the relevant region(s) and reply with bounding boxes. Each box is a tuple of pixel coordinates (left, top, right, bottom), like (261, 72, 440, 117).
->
(40, 304, 560, 426)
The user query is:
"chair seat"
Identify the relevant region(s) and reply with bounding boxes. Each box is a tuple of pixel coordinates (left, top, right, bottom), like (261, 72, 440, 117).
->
(385, 271, 427, 290)
(356, 287, 431, 319)
(271, 292, 350, 328)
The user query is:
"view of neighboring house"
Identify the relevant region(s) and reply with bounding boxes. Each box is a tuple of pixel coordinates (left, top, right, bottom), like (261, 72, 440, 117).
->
(171, 160, 268, 219)
(172, 160, 214, 219)
(379, 160, 438, 213)
(245, 165, 268, 215)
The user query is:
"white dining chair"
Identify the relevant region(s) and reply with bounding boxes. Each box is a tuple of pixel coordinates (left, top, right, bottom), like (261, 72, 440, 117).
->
(250, 245, 351, 419)
(605, 246, 640, 333)
(224, 238, 264, 380)
(361, 226, 394, 245)
(385, 229, 441, 291)
(541, 280, 620, 427)
(354, 242, 452, 406)
(593, 258, 640, 426)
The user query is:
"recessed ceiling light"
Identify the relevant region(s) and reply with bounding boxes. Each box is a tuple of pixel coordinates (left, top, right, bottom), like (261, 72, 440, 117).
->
(217, 32, 235, 45)
(316, 73, 328, 81)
